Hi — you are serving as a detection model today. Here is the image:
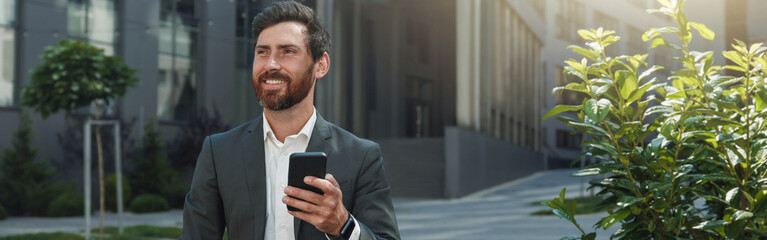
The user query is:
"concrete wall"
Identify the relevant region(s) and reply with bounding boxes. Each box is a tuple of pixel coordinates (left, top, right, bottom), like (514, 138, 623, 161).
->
(377, 138, 445, 198)
(444, 127, 544, 198)
(377, 126, 545, 199)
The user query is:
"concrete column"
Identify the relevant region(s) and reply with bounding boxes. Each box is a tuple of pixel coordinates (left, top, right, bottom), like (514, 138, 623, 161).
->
(455, 0, 472, 129)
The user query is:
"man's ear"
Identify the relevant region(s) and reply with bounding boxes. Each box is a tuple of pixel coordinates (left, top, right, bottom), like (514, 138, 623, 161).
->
(314, 52, 330, 79)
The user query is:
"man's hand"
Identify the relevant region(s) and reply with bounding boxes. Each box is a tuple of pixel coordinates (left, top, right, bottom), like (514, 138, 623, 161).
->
(283, 173, 349, 236)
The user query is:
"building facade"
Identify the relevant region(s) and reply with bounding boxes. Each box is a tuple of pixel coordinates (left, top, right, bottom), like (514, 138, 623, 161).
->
(1, 0, 758, 198)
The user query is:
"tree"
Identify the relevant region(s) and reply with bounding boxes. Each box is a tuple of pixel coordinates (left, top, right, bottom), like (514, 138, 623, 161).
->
(544, 0, 767, 239)
(21, 40, 138, 239)
(130, 118, 179, 199)
(0, 111, 59, 216)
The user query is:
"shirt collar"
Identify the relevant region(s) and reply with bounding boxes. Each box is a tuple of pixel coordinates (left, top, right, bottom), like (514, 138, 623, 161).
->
(262, 107, 317, 143)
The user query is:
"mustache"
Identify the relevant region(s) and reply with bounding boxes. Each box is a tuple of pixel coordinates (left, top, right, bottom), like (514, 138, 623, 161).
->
(258, 71, 290, 82)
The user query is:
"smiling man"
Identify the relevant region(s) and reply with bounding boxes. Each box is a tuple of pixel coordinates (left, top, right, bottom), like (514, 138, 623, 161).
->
(179, 1, 400, 240)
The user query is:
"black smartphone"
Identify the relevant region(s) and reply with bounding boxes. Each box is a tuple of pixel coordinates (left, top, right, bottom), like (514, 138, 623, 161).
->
(287, 152, 327, 211)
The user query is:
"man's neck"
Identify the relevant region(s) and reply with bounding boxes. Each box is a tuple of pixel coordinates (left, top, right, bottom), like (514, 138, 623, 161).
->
(263, 99, 314, 143)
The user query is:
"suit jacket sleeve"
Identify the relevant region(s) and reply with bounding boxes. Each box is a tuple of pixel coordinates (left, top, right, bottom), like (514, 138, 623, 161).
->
(349, 143, 400, 240)
(180, 136, 226, 240)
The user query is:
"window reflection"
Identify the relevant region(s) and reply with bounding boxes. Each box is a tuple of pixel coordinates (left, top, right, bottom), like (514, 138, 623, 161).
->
(157, 0, 199, 122)
(0, 0, 14, 26)
(0, 0, 14, 107)
(67, 0, 116, 55)
(157, 54, 197, 121)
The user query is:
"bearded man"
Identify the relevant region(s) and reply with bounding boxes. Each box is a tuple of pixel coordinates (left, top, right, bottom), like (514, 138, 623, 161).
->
(179, 1, 400, 240)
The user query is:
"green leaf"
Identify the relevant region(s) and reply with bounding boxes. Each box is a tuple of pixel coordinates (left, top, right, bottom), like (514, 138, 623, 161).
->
(598, 208, 630, 230)
(642, 27, 677, 42)
(689, 22, 715, 40)
(581, 232, 596, 240)
(616, 71, 637, 100)
(572, 168, 601, 177)
(650, 37, 667, 48)
(726, 187, 739, 203)
(694, 220, 728, 230)
(616, 195, 643, 208)
(578, 29, 597, 41)
(544, 105, 583, 120)
(723, 51, 746, 68)
(733, 210, 753, 221)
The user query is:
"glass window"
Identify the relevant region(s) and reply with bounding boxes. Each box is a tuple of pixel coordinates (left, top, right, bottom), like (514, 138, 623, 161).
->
(157, 0, 200, 122)
(157, 54, 197, 121)
(0, 0, 15, 107)
(67, 0, 117, 55)
(556, 0, 584, 43)
(234, 0, 264, 122)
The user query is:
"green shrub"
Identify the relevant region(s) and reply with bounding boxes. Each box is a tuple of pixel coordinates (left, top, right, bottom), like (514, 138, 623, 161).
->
(105, 173, 131, 212)
(130, 118, 180, 198)
(0, 111, 61, 216)
(165, 184, 189, 209)
(129, 193, 169, 213)
(544, 0, 767, 239)
(0, 232, 83, 240)
(0, 202, 7, 220)
(47, 192, 84, 217)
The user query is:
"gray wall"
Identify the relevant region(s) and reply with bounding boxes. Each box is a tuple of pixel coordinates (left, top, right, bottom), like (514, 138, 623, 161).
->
(444, 127, 544, 198)
(377, 138, 445, 198)
(378, 126, 544, 199)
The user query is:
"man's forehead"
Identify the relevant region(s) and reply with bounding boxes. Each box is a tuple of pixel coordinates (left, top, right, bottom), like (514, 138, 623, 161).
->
(256, 21, 308, 47)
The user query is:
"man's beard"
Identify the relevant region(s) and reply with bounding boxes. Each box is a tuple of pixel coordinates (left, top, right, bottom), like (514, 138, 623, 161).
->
(253, 66, 314, 111)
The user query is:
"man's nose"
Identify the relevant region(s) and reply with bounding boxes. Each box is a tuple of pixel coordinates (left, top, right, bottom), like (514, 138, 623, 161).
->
(265, 55, 281, 72)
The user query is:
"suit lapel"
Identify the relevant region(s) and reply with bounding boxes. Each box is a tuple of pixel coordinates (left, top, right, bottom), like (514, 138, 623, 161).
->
(241, 117, 267, 239)
(294, 114, 334, 237)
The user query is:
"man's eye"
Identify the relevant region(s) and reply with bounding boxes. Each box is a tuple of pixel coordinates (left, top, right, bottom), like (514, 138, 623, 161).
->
(286, 49, 296, 54)
(257, 50, 267, 55)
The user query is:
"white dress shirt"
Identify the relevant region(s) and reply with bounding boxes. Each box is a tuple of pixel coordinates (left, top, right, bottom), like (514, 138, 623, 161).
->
(262, 107, 359, 240)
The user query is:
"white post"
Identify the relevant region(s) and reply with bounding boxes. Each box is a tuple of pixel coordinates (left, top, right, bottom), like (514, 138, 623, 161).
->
(84, 122, 91, 240)
(114, 124, 123, 234)
(84, 120, 124, 238)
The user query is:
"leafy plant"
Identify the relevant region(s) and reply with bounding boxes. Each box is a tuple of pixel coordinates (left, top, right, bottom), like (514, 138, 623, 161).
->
(21, 39, 139, 237)
(105, 173, 131, 212)
(533, 194, 612, 216)
(0, 202, 6, 220)
(168, 104, 230, 169)
(48, 191, 85, 217)
(129, 194, 170, 213)
(130, 118, 183, 208)
(544, 0, 767, 239)
(0, 111, 62, 216)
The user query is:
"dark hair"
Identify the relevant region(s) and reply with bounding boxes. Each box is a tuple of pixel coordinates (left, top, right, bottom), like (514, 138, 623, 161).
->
(252, 1, 330, 62)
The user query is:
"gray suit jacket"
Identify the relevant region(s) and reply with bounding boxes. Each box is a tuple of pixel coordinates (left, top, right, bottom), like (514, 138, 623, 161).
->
(180, 115, 400, 240)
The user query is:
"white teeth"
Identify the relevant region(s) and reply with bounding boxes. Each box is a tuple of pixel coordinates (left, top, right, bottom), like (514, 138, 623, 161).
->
(265, 80, 284, 84)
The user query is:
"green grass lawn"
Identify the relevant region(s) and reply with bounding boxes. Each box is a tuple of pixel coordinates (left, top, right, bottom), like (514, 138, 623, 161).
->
(0, 225, 183, 240)
(530, 196, 613, 216)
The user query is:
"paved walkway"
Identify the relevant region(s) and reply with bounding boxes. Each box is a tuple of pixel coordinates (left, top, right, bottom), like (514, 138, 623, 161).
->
(0, 169, 617, 239)
(394, 169, 617, 240)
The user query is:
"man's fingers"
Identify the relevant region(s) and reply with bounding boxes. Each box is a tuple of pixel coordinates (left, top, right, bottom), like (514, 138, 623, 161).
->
(326, 173, 341, 188)
(285, 186, 323, 204)
(288, 208, 320, 224)
(304, 176, 338, 196)
(282, 195, 319, 213)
